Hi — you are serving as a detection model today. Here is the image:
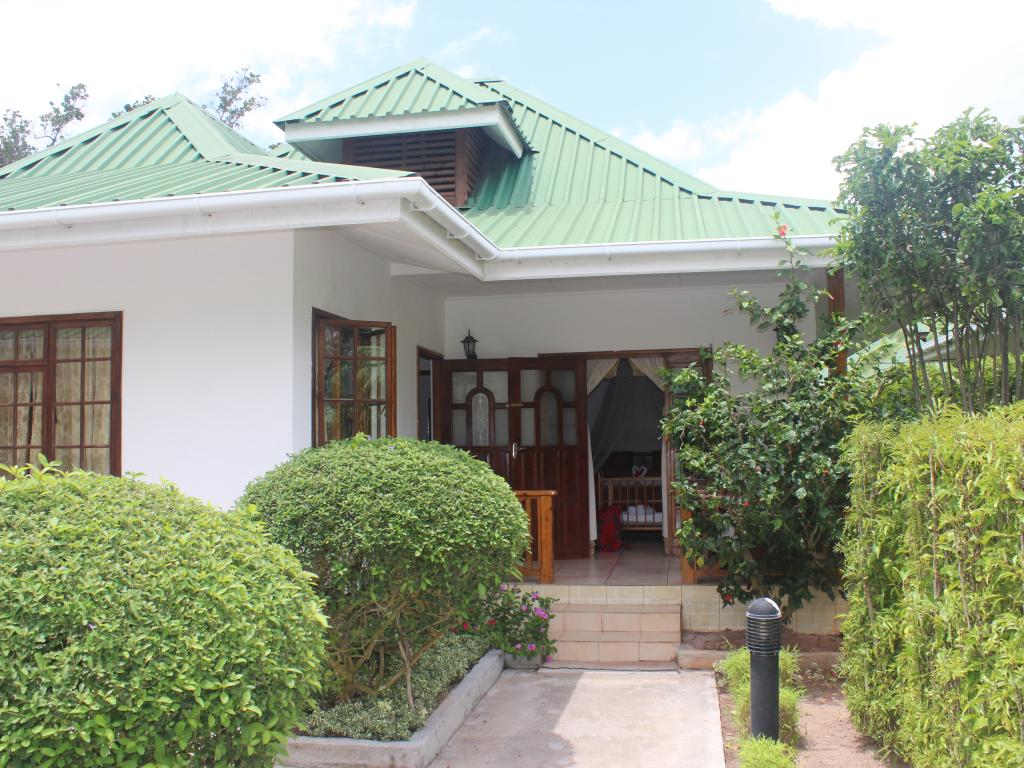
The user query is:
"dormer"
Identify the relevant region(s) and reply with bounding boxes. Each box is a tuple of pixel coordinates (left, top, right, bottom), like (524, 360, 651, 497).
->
(275, 61, 527, 208)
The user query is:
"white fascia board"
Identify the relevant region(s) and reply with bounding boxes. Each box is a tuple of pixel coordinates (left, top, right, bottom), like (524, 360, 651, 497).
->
(284, 105, 525, 159)
(480, 236, 834, 281)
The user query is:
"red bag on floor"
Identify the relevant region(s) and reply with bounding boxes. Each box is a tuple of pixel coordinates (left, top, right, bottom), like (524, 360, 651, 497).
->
(597, 504, 623, 552)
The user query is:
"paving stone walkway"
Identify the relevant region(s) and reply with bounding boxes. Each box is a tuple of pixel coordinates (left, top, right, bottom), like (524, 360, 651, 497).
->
(430, 668, 725, 768)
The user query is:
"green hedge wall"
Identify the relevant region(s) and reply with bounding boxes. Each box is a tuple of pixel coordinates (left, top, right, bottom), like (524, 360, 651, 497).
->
(840, 406, 1024, 767)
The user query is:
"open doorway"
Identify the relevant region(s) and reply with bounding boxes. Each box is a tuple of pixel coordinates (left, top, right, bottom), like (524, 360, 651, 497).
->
(417, 348, 442, 441)
(588, 358, 667, 555)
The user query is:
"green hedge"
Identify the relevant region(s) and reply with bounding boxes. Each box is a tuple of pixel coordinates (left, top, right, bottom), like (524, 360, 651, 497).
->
(841, 406, 1024, 767)
(0, 467, 325, 768)
(239, 436, 528, 707)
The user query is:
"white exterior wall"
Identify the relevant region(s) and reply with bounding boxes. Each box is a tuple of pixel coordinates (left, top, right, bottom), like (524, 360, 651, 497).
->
(443, 278, 818, 361)
(0, 232, 296, 507)
(290, 230, 446, 448)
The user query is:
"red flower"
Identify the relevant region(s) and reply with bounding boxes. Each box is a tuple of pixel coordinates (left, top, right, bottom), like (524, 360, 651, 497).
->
(487, 619, 497, 626)
(462, 622, 470, 631)
(823, 469, 829, 476)
(723, 594, 734, 604)
(777, 224, 788, 237)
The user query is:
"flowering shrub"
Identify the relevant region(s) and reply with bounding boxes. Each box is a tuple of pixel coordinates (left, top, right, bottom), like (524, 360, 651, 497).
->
(477, 585, 557, 661)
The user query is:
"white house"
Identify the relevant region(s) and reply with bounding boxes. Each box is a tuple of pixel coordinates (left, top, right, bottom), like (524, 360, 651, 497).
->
(0, 59, 850, 561)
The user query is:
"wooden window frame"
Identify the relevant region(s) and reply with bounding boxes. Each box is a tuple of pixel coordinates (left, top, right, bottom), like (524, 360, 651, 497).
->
(0, 311, 123, 474)
(313, 311, 397, 445)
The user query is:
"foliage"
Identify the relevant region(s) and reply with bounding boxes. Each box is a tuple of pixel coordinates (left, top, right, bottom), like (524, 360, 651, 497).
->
(737, 737, 797, 768)
(207, 67, 268, 129)
(667, 221, 870, 615)
(840, 407, 1024, 767)
(835, 110, 1024, 414)
(716, 647, 803, 747)
(0, 110, 32, 168)
(38, 83, 88, 147)
(0, 463, 325, 768)
(239, 436, 529, 708)
(477, 585, 557, 661)
(110, 96, 157, 119)
(304, 633, 489, 741)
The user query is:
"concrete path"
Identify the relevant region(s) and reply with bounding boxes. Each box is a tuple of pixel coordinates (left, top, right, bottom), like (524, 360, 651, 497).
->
(430, 668, 725, 768)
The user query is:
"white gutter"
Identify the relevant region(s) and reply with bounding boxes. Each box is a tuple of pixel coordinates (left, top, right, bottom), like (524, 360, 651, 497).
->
(0, 178, 836, 280)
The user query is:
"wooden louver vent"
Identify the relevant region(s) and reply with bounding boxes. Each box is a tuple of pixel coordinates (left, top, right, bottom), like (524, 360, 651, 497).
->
(342, 128, 489, 207)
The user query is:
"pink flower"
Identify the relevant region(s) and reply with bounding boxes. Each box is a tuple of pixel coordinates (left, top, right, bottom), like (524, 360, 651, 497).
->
(533, 607, 549, 619)
(777, 224, 788, 237)
(527, 643, 537, 652)
(499, 584, 509, 592)
(462, 622, 470, 631)
(514, 642, 522, 650)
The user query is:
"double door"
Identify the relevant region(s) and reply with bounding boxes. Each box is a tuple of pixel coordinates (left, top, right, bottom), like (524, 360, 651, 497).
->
(440, 356, 589, 559)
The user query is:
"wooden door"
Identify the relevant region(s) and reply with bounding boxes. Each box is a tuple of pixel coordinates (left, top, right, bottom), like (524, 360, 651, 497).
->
(440, 356, 590, 559)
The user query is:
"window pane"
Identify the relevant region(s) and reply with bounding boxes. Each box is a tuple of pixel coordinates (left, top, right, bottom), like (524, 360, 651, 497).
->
(538, 391, 559, 446)
(16, 372, 43, 404)
(83, 448, 109, 474)
(85, 404, 110, 445)
(520, 407, 535, 446)
(495, 407, 509, 446)
(551, 369, 576, 401)
(56, 362, 82, 402)
(324, 402, 354, 442)
(563, 407, 577, 445)
(471, 392, 490, 446)
(0, 332, 14, 361)
(0, 448, 13, 465)
(520, 369, 544, 401)
(85, 326, 112, 358)
(55, 405, 81, 446)
(55, 446, 80, 470)
(16, 405, 42, 446)
(56, 328, 82, 359)
(451, 371, 475, 403)
(17, 330, 44, 361)
(0, 372, 13, 405)
(360, 403, 388, 439)
(357, 360, 387, 400)
(324, 325, 354, 357)
(483, 371, 508, 403)
(324, 360, 353, 399)
(85, 361, 111, 401)
(357, 327, 386, 357)
(0, 406, 12, 445)
(452, 409, 467, 446)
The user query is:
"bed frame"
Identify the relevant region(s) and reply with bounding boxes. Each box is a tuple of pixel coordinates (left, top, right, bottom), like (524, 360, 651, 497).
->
(597, 475, 663, 531)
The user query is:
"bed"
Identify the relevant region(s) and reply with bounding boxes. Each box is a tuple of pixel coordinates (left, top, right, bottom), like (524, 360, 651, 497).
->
(597, 475, 663, 531)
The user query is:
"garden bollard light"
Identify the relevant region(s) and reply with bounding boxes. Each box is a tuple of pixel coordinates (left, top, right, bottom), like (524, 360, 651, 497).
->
(746, 596, 782, 740)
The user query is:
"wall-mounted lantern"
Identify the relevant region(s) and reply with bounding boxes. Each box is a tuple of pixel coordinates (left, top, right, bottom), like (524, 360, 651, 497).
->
(461, 330, 478, 360)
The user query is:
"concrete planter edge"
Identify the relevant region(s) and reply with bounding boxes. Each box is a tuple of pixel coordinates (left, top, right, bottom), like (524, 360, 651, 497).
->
(278, 649, 504, 768)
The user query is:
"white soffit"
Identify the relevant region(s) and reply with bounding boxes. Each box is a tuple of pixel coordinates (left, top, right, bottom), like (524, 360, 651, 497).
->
(283, 104, 525, 159)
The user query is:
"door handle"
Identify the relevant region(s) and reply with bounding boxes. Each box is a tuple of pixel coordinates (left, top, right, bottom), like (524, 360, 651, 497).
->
(511, 441, 519, 459)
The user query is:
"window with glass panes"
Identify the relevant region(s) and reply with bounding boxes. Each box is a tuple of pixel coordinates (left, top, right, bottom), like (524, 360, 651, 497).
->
(314, 316, 396, 443)
(0, 313, 121, 473)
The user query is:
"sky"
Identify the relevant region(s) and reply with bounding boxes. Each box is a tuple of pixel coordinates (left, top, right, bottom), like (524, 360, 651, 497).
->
(2, 0, 1023, 200)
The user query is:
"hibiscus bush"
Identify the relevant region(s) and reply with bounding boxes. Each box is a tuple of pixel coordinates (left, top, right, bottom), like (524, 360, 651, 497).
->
(477, 585, 557, 661)
(667, 222, 869, 616)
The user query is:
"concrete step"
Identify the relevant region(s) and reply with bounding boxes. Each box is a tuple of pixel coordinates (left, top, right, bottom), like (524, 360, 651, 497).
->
(549, 602, 682, 663)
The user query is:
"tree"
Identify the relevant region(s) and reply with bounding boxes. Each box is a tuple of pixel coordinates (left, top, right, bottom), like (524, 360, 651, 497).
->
(37, 83, 88, 147)
(834, 110, 1024, 414)
(110, 96, 156, 119)
(206, 67, 267, 129)
(666, 222, 870, 617)
(0, 111, 32, 168)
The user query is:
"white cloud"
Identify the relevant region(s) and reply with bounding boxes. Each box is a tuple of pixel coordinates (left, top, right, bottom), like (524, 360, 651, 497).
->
(629, 0, 1024, 200)
(0, 0, 417, 146)
(437, 27, 498, 62)
(631, 120, 704, 164)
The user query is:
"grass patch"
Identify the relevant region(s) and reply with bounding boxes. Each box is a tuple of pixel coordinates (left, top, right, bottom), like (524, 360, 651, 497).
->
(716, 646, 803, 749)
(304, 633, 490, 741)
(738, 736, 797, 768)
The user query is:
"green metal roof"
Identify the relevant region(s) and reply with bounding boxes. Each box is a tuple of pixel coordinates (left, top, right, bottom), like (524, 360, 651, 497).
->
(0, 94, 409, 212)
(276, 58, 504, 124)
(279, 60, 843, 247)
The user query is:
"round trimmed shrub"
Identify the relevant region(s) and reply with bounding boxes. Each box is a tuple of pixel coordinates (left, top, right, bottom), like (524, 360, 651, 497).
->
(0, 468, 325, 768)
(239, 436, 529, 704)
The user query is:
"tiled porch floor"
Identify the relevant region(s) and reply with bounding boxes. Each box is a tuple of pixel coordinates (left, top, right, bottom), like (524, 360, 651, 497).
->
(553, 540, 683, 586)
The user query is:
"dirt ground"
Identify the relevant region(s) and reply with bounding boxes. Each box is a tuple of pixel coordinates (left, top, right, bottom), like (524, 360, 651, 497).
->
(684, 629, 841, 652)
(716, 662, 900, 768)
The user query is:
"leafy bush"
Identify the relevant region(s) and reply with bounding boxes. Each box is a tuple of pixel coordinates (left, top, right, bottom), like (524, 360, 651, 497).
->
(304, 633, 489, 741)
(0, 465, 325, 768)
(478, 585, 556, 661)
(841, 406, 1024, 767)
(239, 436, 528, 706)
(668, 223, 869, 615)
(716, 647, 802, 747)
(737, 737, 796, 768)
